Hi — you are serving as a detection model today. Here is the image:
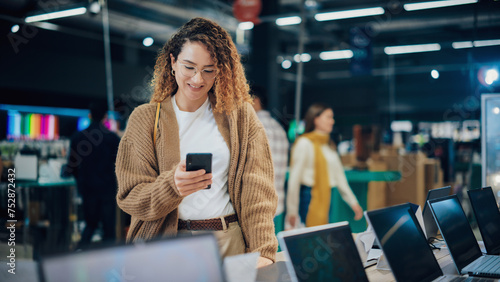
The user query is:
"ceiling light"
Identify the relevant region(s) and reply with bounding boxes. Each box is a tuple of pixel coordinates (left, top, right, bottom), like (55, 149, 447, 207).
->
(293, 53, 312, 63)
(25, 7, 87, 23)
(238, 22, 254, 30)
(485, 69, 499, 85)
(11, 25, 20, 33)
(384, 43, 441, 55)
(391, 121, 413, 132)
(404, 0, 478, 11)
(276, 16, 302, 26)
(473, 39, 500, 48)
(452, 41, 473, 49)
(319, 50, 354, 60)
(315, 7, 385, 22)
(301, 53, 311, 62)
(143, 37, 154, 47)
(452, 39, 500, 49)
(431, 70, 439, 79)
(493, 107, 500, 115)
(281, 60, 292, 69)
(89, 2, 101, 14)
(305, 0, 319, 9)
(31, 22, 60, 32)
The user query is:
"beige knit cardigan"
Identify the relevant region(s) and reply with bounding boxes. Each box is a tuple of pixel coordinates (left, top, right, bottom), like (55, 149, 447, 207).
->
(115, 96, 278, 261)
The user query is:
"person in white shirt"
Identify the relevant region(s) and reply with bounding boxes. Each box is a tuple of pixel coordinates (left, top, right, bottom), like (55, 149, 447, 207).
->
(251, 85, 289, 233)
(286, 103, 363, 228)
(116, 18, 277, 268)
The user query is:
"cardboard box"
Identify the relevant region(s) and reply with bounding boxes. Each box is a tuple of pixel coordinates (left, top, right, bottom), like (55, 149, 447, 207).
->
(366, 150, 444, 209)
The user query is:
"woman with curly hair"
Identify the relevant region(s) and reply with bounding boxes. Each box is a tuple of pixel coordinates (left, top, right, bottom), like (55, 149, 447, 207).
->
(115, 17, 277, 267)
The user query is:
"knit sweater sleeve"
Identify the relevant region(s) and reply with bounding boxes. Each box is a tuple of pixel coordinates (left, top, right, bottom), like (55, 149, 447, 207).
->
(115, 105, 183, 221)
(240, 107, 279, 261)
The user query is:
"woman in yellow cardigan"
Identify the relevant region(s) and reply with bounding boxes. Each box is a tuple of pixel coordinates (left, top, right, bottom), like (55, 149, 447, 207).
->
(287, 103, 363, 228)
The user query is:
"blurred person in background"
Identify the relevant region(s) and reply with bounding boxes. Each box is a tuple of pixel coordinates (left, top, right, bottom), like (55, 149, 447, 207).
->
(0, 150, 3, 182)
(286, 103, 363, 228)
(251, 85, 289, 234)
(115, 17, 277, 267)
(67, 102, 120, 249)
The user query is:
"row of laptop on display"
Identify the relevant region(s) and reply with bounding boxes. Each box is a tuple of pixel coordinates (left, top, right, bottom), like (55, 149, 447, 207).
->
(279, 186, 500, 282)
(36, 186, 499, 282)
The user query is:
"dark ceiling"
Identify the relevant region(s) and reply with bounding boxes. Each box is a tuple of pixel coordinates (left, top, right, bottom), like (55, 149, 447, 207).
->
(1, 0, 500, 138)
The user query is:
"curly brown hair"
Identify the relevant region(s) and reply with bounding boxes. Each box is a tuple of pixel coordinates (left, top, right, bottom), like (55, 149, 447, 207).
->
(150, 17, 252, 114)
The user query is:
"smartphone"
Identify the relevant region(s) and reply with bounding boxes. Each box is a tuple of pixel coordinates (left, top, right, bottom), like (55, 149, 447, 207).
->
(186, 153, 212, 188)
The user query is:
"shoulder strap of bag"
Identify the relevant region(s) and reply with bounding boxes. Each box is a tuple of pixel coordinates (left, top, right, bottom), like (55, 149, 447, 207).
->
(153, 102, 161, 147)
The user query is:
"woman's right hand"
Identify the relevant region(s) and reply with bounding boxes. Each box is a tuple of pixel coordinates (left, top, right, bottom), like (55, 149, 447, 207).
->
(174, 160, 212, 197)
(286, 214, 298, 229)
(351, 203, 364, 220)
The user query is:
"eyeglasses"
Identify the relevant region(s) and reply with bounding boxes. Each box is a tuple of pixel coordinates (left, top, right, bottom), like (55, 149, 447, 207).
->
(177, 63, 217, 80)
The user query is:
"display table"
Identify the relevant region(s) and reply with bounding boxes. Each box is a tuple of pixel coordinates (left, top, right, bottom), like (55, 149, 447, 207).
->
(0, 179, 77, 260)
(256, 247, 458, 282)
(0, 246, 463, 282)
(330, 170, 401, 233)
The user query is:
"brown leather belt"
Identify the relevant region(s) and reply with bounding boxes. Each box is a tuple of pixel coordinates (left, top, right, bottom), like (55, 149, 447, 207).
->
(178, 214, 238, 231)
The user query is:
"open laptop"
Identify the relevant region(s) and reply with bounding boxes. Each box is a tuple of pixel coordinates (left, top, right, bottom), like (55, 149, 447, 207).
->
(422, 186, 452, 241)
(277, 222, 369, 282)
(366, 203, 448, 282)
(429, 195, 500, 278)
(39, 233, 225, 282)
(467, 187, 500, 255)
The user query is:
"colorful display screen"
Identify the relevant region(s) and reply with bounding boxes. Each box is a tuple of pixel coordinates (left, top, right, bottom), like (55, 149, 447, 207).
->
(7, 111, 59, 140)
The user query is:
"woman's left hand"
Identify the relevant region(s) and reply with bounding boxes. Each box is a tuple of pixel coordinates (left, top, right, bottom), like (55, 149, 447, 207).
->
(351, 204, 364, 220)
(257, 257, 273, 268)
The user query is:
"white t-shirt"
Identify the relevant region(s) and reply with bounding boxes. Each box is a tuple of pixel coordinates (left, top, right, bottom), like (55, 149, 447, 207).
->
(173, 96, 235, 220)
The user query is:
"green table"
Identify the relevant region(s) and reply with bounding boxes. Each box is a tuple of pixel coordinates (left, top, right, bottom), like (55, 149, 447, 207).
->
(17, 179, 76, 187)
(330, 170, 401, 233)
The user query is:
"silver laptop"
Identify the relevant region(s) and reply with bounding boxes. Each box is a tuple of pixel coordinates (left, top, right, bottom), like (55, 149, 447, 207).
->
(429, 195, 500, 278)
(468, 187, 500, 255)
(39, 233, 225, 282)
(277, 222, 369, 282)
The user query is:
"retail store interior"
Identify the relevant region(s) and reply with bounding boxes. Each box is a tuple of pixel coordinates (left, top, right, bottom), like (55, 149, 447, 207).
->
(1, 0, 500, 281)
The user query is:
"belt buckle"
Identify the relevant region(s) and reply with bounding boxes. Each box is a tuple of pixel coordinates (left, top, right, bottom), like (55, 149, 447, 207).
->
(186, 220, 191, 230)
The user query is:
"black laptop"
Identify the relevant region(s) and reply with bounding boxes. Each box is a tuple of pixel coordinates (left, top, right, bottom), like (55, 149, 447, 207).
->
(428, 195, 500, 278)
(39, 233, 225, 282)
(366, 203, 446, 282)
(422, 186, 452, 241)
(277, 222, 369, 282)
(467, 187, 500, 255)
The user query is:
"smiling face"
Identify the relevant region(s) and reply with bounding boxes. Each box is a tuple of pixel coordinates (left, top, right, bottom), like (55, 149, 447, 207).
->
(171, 41, 216, 112)
(314, 108, 335, 134)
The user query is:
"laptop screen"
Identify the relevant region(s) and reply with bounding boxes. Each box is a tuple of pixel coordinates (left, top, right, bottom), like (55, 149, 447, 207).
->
(279, 223, 368, 282)
(468, 187, 500, 255)
(422, 186, 451, 240)
(366, 203, 443, 282)
(428, 195, 483, 272)
(40, 233, 225, 282)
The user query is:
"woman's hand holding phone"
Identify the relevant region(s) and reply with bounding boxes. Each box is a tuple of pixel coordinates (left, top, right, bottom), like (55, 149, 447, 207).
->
(174, 159, 212, 197)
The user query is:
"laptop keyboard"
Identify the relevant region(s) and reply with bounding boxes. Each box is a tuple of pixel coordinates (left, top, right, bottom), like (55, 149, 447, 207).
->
(449, 277, 496, 282)
(466, 255, 500, 277)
